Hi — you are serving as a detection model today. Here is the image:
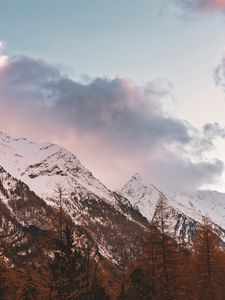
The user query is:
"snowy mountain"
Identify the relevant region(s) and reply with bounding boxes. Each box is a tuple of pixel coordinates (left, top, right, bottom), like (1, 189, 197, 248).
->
(0, 166, 54, 229)
(0, 132, 148, 262)
(173, 190, 225, 229)
(120, 173, 163, 220)
(0, 132, 115, 205)
(120, 173, 225, 243)
(2, 131, 225, 257)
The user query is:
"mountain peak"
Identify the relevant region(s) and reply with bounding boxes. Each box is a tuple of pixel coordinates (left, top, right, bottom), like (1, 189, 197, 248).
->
(0, 131, 11, 140)
(120, 173, 160, 220)
(0, 132, 115, 206)
(0, 133, 149, 263)
(131, 172, 144, 182)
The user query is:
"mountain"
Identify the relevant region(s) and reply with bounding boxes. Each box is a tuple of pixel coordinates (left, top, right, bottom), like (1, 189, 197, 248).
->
(120, 173, 225, 243)
(0, 132, 148, 262)
(0, 132, 116, 205)
(0, 165, 60, 266)
(0, 165, 54, 229)
(2, 131, 225, 260)
(120, 173, 162, 220)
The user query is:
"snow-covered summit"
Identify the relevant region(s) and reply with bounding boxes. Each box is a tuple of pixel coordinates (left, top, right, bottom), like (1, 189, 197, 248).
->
(120, 173, 225, 235)
(0, 132, 113, 204)
(2, 132, 225, 246)
(173, 190, 225, 230)
(120, 173, 164, 220)
(0, 133, 149, 262)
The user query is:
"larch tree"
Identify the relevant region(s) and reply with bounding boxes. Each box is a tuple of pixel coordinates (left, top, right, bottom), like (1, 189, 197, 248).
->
(153, 196, 182, 300)
(193, 217, 225, 300)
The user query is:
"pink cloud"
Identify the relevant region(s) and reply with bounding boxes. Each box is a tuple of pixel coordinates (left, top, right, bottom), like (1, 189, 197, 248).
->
(176, 0, 225, 13)
(0, 54, 223, 191)
(0, 41, 6, 50)
(206, 0, 225, 10)
(0, 41, 8, 68)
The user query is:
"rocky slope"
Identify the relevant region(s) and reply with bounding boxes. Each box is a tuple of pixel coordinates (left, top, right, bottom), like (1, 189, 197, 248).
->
(120, 173, 225, 243)
(2, 131, 225, 257)
(0, 133, 148, 263)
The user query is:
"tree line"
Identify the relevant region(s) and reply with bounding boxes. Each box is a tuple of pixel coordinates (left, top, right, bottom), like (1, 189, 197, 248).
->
(123, 198, 225, 300)
(1, 194, 225, 299)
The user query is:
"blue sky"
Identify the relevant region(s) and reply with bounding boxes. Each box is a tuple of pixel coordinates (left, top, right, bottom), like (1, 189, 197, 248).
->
(1, 0, 225, 191)
(2, 0, 225, 123)
(0, 1, 223, 79)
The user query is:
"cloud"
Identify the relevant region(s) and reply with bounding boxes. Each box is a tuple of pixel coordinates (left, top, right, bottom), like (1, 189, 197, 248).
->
(204, 122, 225, 139)
(0, 41, 8, 68)
(174, 0, 225, 13)
(0, 55, 223, 191)
(214, 55, 225, 91)
(141, 150, 223, 191)
(0, 41, 5, 49)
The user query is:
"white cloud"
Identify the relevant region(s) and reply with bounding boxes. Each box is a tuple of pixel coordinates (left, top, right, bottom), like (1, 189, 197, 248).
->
(0, 41, 8, 68)
(0, 54, 223, 191)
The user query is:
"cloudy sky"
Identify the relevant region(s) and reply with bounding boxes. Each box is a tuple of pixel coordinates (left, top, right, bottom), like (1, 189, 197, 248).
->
(1, 0, 225, 192)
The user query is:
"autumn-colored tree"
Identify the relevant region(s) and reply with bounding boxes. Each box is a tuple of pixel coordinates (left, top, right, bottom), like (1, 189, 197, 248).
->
(176, 240, 195, 300)
(125, 224, 159, 300)
(192, 217, 225, 300)
(86, 258, 110, 300)
(15, 261, 52, 300)
(48, 226, 86, 299)
(0, 258, 12, 299)
(150, 197, 182, 300)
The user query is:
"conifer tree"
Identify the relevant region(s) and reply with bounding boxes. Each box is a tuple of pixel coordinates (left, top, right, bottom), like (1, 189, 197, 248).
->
(49, 225, 86, 299)
(193, 217, 225, 300)
(153, 196, 181, 300)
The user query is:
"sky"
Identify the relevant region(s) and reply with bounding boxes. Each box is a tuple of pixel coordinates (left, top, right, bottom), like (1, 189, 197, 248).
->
(1, 0, 225, 191)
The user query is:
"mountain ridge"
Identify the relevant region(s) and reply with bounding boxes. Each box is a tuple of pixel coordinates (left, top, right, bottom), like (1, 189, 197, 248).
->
(0, 132, 149, 263)
(120, 172, 225, 242)
(1, 132, 225, 256)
